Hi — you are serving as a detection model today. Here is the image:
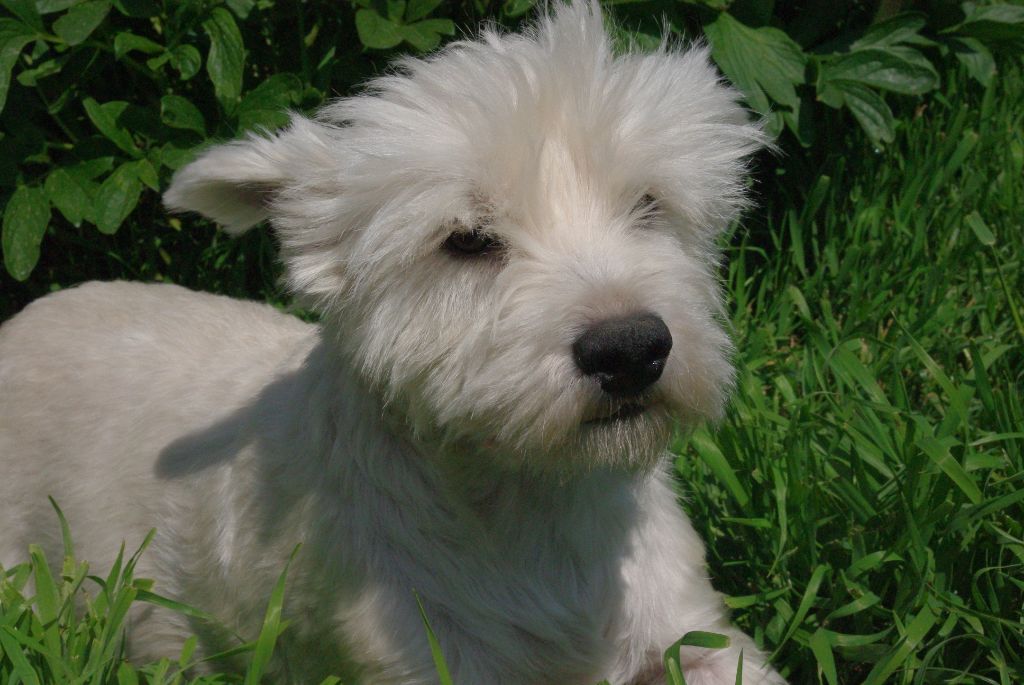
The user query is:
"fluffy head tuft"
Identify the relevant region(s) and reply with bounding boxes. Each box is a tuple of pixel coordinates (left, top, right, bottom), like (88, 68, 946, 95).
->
(164, 0, 767, 474)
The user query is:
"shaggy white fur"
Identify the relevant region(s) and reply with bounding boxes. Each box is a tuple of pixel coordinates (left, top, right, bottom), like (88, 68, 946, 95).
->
(0, 2, 785, 683)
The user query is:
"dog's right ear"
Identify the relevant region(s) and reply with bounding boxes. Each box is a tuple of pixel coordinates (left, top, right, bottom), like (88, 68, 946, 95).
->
(164, 116, 330, 235)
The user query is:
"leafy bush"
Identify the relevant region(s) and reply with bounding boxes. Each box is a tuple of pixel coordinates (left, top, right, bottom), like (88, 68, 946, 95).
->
(1, 0, 1023, 316)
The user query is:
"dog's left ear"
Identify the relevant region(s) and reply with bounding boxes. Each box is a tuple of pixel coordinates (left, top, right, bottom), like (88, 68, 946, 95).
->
(164, 116, 331, 235)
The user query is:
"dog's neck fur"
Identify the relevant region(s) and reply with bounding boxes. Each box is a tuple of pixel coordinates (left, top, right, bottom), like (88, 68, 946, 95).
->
(275, 333, 647, 681)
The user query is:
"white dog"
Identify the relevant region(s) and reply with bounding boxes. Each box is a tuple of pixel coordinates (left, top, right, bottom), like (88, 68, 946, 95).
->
(0, 2, 784, 683)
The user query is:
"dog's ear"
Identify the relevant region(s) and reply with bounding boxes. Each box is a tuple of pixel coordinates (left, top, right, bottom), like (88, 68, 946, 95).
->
(164, 116, 330, 235)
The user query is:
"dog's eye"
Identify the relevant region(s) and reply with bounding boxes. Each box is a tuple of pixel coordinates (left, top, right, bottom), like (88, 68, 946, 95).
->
(442, 227, 502, 257)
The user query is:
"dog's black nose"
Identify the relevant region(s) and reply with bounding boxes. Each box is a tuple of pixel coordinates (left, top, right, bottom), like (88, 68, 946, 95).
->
(572, 313, 672, 397)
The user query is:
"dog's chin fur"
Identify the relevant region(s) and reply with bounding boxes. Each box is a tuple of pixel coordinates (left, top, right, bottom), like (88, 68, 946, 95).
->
(0, 2, 787, 684)
(433, 403, 676, 479)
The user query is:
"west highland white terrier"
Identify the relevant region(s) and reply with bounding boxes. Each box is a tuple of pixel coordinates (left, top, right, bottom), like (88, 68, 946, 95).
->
(0, 2, 785, 683)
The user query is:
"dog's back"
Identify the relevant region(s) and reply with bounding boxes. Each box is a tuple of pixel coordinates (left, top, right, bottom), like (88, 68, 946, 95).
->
(0, 280, 314, 599)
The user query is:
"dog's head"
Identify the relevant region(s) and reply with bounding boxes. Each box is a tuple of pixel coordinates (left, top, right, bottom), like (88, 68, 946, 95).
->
(165, 0, 766, 475)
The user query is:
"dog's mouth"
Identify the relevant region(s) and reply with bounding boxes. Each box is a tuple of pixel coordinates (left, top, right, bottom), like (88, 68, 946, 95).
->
(582, 400, 648, 426)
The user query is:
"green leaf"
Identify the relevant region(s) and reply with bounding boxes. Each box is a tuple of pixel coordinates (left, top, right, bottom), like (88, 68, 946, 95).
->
(386, 0, 405, 22)
(677, 631, 731, 649)
(502, 0, 535, 18)
(225, 0, 255, 19)
(202, 6, 244, 110)
(2, 185, 50, 280)
(704, 12, 806, 119)
(160, 94, 206, 136)
(44, 167, 94, 226)
(168, 44, 201, 80)
(400, 18, 455, 52)
(916, 432, 982, 504)
(113, 31, 163, 59)
(237, 72, 301, 132)
(355, 9, 403, 50)
(37, 0, 82, 13)
(950, 4, 1024, 43)
(414, 592, 454, 685)
(52, 0, 110, 46)
(83, 97, 140, 156)
(0, 18, 38, 116)
(110, 0, 158, 17)
(0, 0, 42, 30)
(682, 428, 750, 509)
(94, 161, 143, 234)
(663, 631, 730, 685)
(405, 0, 442, 22)
(820, 47, 938, 95)
(809, 629, 838, 685)
(16, 57, 62, 86)
(838, 81, 895, 146)
(948, 37, 996, 87)
(965, 210, 995, 246)
(851, 13, 930, 50)
(243, 546, 299, 685)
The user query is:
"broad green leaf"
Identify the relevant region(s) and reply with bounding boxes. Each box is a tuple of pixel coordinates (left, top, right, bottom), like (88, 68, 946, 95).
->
(950, 4, 1024, 43)
(94, 161, 143, 234)
(225, 0, 255, 19)
(202, 6, 244, 110)
(237, 72, 301, 132)
(169, 44, 201, 80)
(0, 0, 42, 30)
(386, 0, 405, 22)
(158, 141, 201, 170)
(113, 31, 163, 59)
(838, 81, 895, 146)
(37, 0, 81, 12)
(820, 47, 938, 95)
(405, 0, 442, 22)
(134, 157, 158, 191)
(160, 94, 206, 135)
(15, 56, 61, 86)
(704, 12, 806, 119)
(400, 18, 455, 52)
(52, 0, 110, 46)
(44, 167, 94, 226)
(110, 0, 158, 17)
(503, 0, 535, 18)
(0, 18, 38, 115)
(851, 13, 930, 50)
(83, 97, 140, 156)
(948, 37, 996, 87)
(355, 9, 403, 49)
(2, 185, 50, 280)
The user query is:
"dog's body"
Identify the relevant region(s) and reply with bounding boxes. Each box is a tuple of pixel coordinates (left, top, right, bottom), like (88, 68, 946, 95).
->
(0, 3, 784, 683)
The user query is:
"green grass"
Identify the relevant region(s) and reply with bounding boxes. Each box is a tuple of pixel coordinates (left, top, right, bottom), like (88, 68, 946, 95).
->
(675, 62, 1024, 684)
(2, 64, 1022, 683)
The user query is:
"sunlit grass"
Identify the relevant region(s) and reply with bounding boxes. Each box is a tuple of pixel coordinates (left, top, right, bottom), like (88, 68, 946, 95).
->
(675, 64, 1024, 684)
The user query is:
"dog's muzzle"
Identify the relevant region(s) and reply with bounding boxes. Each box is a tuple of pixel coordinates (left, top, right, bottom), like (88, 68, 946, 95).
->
(572, 312, 672, 397)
